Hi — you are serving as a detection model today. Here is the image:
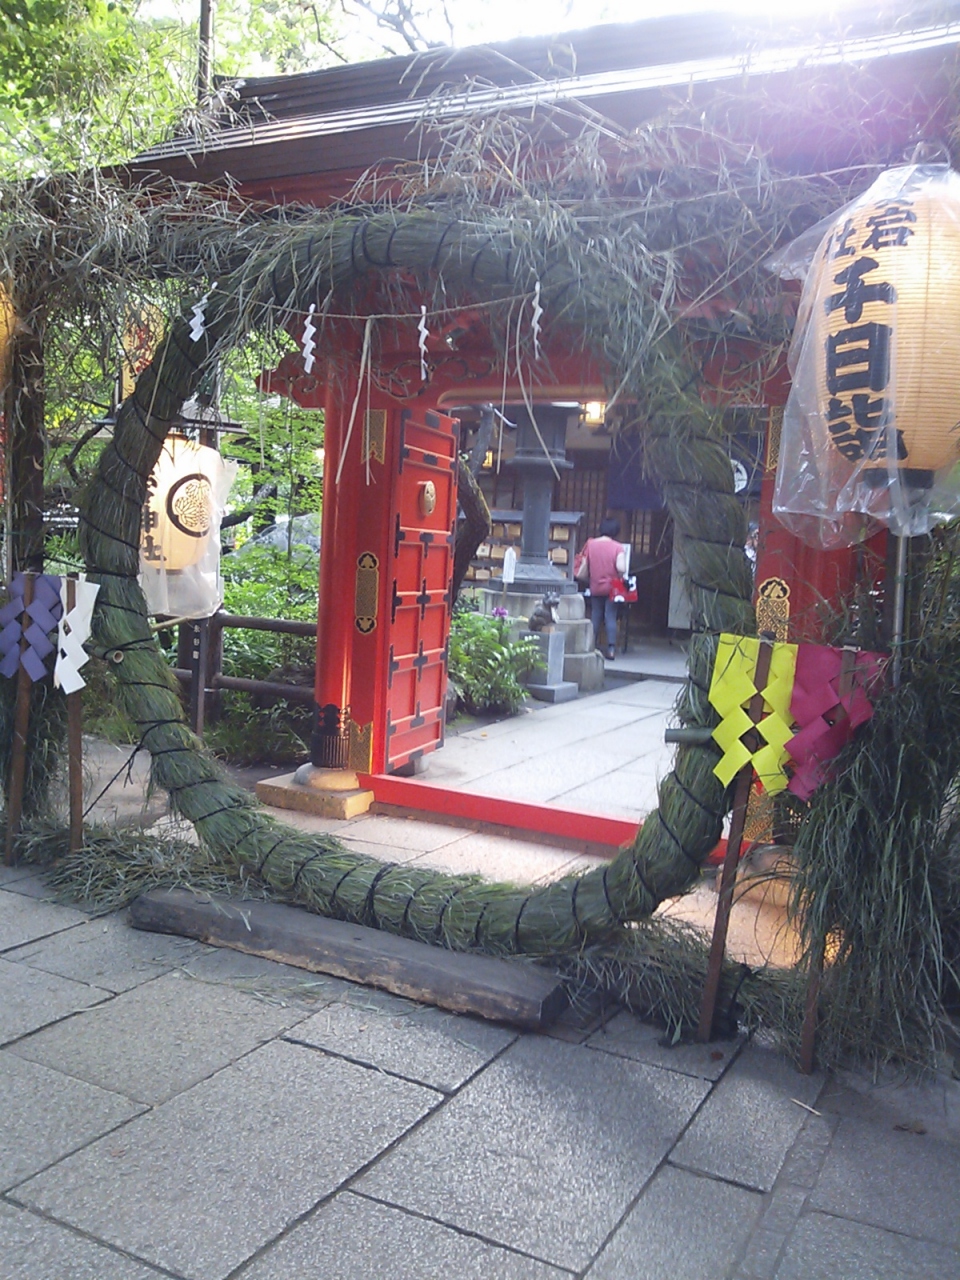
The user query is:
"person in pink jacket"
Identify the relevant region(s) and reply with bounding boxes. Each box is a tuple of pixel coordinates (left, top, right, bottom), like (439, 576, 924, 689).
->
(580, 517, 626, 660)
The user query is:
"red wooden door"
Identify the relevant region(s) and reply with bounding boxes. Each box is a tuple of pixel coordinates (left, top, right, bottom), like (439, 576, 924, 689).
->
(384, 408, 459, 772)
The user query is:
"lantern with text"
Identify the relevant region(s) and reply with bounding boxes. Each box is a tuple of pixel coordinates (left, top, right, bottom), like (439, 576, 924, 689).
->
(140, 436, 234, 618)
(774, 164, 960, 547)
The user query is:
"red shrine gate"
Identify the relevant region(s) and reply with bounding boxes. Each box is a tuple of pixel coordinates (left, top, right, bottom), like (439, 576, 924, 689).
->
(307, 370, 461, 777)
(266, 323, 881, 801)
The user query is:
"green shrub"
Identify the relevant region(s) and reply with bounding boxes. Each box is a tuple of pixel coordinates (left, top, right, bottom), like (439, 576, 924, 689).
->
(447, 610, 543, 716)
(219, 542, 318, 679)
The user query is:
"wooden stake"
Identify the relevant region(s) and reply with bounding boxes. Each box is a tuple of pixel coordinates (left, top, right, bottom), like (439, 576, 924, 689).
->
(5, 572, 35, 865)
(66, 577, 84, 855)
(697, 635, 775, 1042)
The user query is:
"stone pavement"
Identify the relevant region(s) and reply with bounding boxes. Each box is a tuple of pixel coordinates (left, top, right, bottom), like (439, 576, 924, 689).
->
(395, 672, 681, 825)
(3, 869, 960, 1279)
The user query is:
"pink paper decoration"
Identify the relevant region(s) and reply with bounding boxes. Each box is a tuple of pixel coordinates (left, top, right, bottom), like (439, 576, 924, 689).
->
(786, 644, 885, 799)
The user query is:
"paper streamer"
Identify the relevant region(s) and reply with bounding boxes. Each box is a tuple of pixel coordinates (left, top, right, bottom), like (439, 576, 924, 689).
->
(55, 576, 100, 695)
(418, 305, 429, 381)
(786, 644, 885, 799)
(0, 573, 63, 683)
(531, 279, 543, 360)
(708, 634, 798, 794)
(189, 282, 216, 342)
(301, 303, 317, 375)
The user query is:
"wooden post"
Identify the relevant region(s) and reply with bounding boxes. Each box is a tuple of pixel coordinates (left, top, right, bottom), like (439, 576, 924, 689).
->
(697, 635, 775, 1042)
(4, 572, 35, 865)
(187, 617, 210, 737)
(66, 577, 84, 855)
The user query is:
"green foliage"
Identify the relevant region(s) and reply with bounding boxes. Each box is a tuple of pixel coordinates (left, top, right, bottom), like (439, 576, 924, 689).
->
(203, 693, 310, 766)
(447, 609, 542, 716)
(0, 0, 342, 175)
(207, 539, 318, 765)
(220, 349, 325, 541)
(220, 542, 318, 678)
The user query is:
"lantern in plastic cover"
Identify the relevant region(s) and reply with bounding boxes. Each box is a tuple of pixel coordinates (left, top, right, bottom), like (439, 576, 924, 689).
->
(773, 164, 960, 547)
(140, 436, 235, 619)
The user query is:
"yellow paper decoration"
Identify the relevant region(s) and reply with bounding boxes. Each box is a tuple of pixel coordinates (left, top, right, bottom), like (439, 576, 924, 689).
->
(708, 634, 798, 794)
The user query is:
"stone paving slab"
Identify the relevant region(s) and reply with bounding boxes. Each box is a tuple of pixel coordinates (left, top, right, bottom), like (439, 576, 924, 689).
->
(243, 1191, 568, 1279)
(670, 1042, 822, 1192)
(8, 969, 308, 1104)
(773, 1211, 960, 1280)
(0, 956, 109, 1046)
(0, 888, 87, 952)
(408, 831, 589, 884)
(577, 716, 674, 763)
(181, 943, 353, 1004)
(338, 835, 435, 862)
(586, 1011, 743, 1081)
(0, 1201, 162, 1280)
(340, 815, 473, 853)
(356, 1035, 709, 1272)
(0, 1051, 143, 1192)
(7, 912, 204, 994)
(818, 1065, 960, 1146)
(590, 680, 681, 709)
(0, 863, 35, 886)
(0, 869, 59, 900)
(16, 1039, 440, 1280)
(586, 1164, 763, 1280)
(563, 769, 662, 820)
(808, 1115, 960, 1247)
(288, 996, 516, 1092)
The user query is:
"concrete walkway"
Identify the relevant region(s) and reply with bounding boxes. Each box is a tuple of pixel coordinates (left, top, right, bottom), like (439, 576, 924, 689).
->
(3, 869, 960, 1279)
(418, 674, 678, 825)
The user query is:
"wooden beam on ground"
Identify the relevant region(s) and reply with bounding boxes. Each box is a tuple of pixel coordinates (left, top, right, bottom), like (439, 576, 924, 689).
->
(130, 888, 568, 1031)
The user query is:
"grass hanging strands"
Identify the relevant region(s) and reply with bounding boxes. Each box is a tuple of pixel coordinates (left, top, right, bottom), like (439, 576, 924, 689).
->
(791, 642, 960, 1067)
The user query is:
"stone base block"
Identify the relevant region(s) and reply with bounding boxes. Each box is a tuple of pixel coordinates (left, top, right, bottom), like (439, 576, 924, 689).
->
(563, 650, 606, 692)
(557, 593, 585, 621)
(256, 772, 374, 819)
(528, 680, 579, 704)
(556, 618, 595, 654)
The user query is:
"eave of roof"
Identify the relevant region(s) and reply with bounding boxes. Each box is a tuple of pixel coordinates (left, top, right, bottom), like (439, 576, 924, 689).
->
(128, 2, 960, 185)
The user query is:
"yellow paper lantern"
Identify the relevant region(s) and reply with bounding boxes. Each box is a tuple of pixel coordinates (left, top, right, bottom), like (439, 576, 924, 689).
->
(142, 437, 219, 572)
(809, 165, 960, 490)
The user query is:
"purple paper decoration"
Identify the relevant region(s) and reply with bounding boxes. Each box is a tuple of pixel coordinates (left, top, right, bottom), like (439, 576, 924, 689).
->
(0, 573, 63, 683)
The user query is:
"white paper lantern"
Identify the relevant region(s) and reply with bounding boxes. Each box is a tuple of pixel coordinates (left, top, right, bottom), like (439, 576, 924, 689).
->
(141, 437, 220, 572)
(808, 164, 960, 488)
(774, 164, 960, 545)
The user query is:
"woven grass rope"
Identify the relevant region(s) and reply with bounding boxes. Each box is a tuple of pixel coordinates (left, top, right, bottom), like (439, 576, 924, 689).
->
(78, 205, 752, 957)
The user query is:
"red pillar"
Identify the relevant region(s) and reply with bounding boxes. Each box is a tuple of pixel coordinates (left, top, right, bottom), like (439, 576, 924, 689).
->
(311, 372, 363, 768)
